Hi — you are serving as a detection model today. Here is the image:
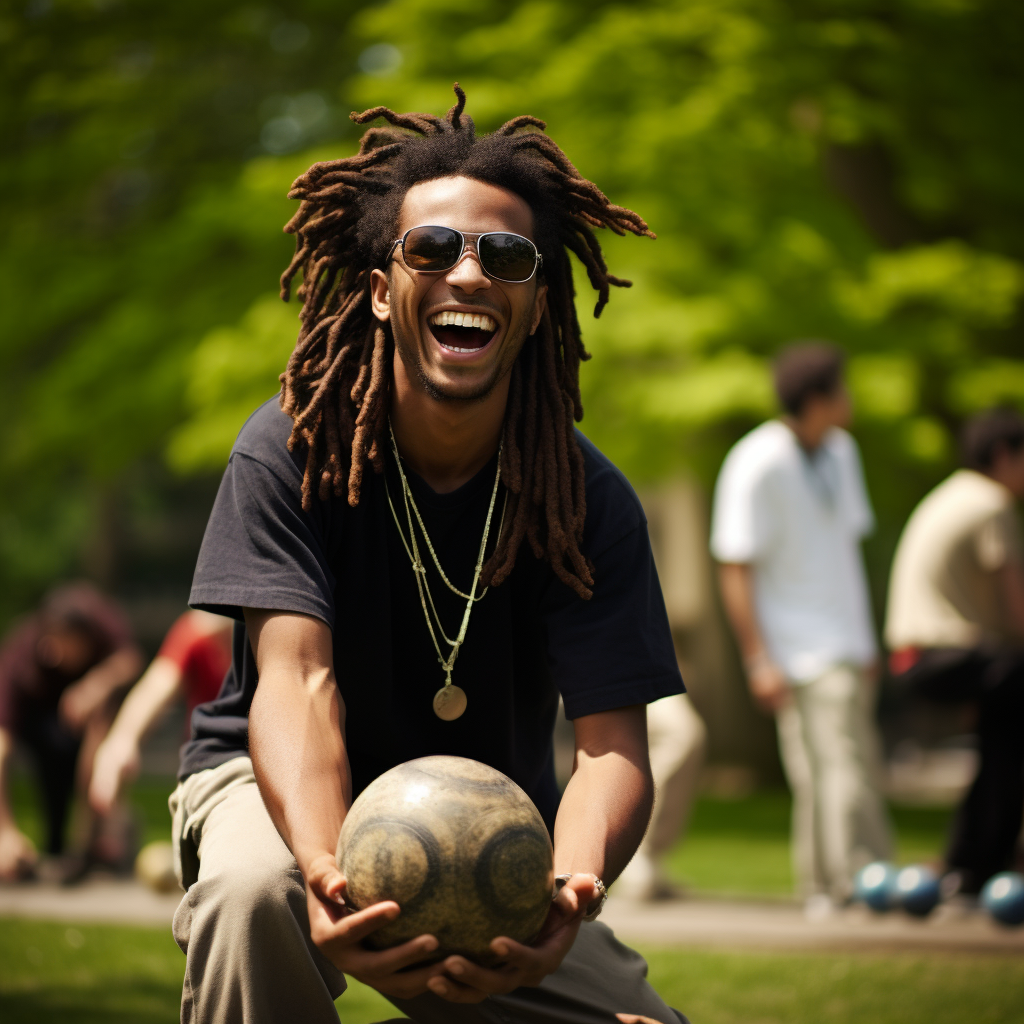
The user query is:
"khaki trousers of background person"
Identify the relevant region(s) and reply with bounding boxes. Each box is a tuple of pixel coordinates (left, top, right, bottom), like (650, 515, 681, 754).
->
(169, 756, 687, 1024)
(615, 694, 706, 899)
(775, 664, 892, 902)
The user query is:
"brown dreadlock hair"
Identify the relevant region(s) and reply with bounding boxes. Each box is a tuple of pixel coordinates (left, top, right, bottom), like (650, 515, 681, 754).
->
(279, 85, 653, 599)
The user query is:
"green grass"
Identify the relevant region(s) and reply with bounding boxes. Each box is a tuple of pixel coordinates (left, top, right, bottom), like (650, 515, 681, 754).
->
(641, 946, 1024, 1024)
(0, 919, 401, 1023)
(2, 918, 1022, 1024)
(666, 792, 953, 897)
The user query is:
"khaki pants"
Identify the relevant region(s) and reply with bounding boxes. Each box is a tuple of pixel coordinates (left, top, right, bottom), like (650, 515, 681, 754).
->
(776, 664, 892, 901)
(169, 757, 687, 1024)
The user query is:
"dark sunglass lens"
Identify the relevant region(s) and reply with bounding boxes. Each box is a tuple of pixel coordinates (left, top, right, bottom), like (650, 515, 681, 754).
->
(480, 233, 536, 281)
(402, 226, 461, 270)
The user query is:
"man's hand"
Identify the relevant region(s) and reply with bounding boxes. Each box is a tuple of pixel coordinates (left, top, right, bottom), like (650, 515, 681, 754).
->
(0, 823, 37, 881)
(304, 852, 445, 999)
(616, 1016, 670, 1024)
(424, 872, 596, 1004)
(89, 733, 141, 815)
(58, 678, 106, 732)
(747, 657, 790, 714)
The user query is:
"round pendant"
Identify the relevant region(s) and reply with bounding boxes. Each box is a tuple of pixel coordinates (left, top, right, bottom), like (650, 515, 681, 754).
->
(433, 684, 467, 721)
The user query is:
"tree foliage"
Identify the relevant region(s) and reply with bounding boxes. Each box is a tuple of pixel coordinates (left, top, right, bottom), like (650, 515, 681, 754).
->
(2, 0, 1023, 622)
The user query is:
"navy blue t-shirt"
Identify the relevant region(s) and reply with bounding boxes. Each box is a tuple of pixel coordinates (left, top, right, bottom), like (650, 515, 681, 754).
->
(181, 397, 683, 829)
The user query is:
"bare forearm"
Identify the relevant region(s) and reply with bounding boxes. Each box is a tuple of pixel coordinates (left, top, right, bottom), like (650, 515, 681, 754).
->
(554, 755, 652, 885)
(105, 658, 182, 748)
(717, 562, 767, 662)
(553, 706, 652, 886)
(250, 672, 348, 872)
(76, 646, 145, 704)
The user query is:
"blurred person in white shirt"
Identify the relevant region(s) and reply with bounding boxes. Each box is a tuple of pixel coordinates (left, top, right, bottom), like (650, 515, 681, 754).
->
(710, 342, 892, 916)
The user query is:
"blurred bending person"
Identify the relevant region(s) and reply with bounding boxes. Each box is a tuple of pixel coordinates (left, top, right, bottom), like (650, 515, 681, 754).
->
(710, 343, 892, 915)
(0, 581, 142, 880)
(89, 610, 232, 817)
(886, 408, 1024, 896)
(615, 693, 706, 901)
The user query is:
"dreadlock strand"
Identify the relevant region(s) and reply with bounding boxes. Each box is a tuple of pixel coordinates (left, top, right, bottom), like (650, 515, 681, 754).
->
(346, 326, 388, 506)
(445, 84, 468, 129)
(497, 114, 547, 135)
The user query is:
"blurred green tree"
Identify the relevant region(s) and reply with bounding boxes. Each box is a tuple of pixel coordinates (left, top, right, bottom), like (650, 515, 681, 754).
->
(3, 0, 1023, 626)
(0, 0, 362, 619)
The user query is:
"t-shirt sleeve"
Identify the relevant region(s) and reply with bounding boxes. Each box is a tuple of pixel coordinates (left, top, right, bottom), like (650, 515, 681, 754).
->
(837, 431, 875, 539)
(975, 505, 1023, 572)
(545, 519, 684, 720)
(709, 441, 774, 563)
(189, 450, 336, 627)
(157, 613, 202, 670)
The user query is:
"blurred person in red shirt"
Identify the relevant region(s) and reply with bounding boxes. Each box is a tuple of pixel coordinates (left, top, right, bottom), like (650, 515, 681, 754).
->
(89, 610, 232, 817)
(0, 582, 143, 880)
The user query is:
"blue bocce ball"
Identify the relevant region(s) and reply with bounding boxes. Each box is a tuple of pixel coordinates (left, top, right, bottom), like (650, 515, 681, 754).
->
(854, 861, 898, 912)
(980, 872, 1024, 926)
(894, 865, 940, 917)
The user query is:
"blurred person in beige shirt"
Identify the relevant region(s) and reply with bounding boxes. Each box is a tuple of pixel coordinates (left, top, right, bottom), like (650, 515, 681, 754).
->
(886, 407, 1024, 896)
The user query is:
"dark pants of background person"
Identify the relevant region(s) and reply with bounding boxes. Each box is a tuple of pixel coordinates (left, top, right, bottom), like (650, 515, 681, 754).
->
(16, 700, 81, 855)
(896, 647, 1024, 892)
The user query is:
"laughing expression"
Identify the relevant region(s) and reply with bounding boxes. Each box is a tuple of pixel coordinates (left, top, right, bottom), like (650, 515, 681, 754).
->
(370, 175, 548, 403)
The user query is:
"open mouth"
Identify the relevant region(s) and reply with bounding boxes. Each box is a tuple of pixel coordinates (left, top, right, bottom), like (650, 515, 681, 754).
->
(428, 310, 498, 354)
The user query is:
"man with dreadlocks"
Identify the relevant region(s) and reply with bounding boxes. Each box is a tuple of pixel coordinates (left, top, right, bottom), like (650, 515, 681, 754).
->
(169, 87, 687, 1024)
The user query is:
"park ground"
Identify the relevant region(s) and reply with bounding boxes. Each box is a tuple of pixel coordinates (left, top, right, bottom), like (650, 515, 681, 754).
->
(3, 778, 1024, 1023)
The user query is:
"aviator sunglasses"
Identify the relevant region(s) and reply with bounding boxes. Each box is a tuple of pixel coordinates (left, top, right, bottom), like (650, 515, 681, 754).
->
(387, 224, 543, 284)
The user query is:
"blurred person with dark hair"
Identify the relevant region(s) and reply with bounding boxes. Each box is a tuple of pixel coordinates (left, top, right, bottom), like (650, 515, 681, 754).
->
(711, 342, 892, 916)
(0, 581, 143, 881)
(886, 407, 1024, 896)
(88, 610, 232, 817)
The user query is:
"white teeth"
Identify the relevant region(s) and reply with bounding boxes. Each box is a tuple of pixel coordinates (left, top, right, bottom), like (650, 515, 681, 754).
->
(429, 311, 497, 332)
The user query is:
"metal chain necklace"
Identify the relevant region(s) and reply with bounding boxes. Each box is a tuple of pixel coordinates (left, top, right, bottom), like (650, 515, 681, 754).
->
(386, 421, 507, 720)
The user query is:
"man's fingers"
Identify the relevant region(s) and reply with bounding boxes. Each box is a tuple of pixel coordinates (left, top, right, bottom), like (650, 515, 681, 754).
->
(438, 954, 520, 993)
(426, 973, 490, 1004)
(330, 900, 401, 942)
(351, 933, 439, 974)
(616, 1015, 669, 1024)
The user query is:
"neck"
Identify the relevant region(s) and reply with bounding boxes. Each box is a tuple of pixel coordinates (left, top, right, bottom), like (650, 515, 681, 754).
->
(390, 351, 508, 494)
(783, 414, 828, 452)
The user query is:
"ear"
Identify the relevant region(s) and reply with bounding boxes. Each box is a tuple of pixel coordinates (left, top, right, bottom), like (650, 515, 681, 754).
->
(370, 268, 391, 323)
(529, 282, 548, 335)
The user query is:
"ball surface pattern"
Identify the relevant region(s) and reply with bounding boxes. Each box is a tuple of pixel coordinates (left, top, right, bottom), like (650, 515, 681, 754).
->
(336, 756, 554, 964)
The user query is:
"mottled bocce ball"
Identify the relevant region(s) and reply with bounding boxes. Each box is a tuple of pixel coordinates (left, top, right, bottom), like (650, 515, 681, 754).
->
(336, 756, 554, 965)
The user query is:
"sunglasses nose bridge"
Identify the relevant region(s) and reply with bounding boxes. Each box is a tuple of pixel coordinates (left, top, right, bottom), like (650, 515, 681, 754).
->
(444, 237, 492, 287)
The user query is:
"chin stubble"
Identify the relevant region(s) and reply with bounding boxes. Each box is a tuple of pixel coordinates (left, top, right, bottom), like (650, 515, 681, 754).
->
(402, 317, 532, 405)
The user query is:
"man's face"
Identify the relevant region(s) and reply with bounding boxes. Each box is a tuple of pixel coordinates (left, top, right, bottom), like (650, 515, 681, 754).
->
(36, 625, 94, 677)
(370, 175, 548, 403)
(991, 442, 1024, 497)
(802, 383, 852, 432)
